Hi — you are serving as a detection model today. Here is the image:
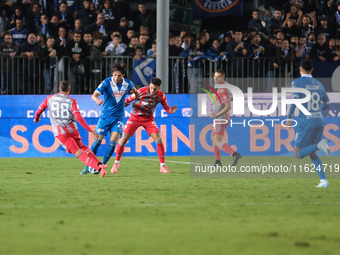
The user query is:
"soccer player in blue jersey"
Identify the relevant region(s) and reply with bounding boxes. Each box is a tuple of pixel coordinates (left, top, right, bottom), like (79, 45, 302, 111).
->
(287, 59, 331, 188)
(81, 63, 139, 174)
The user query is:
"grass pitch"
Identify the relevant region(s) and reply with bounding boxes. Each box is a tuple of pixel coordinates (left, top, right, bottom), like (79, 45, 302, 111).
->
(0, 156, 340, 255)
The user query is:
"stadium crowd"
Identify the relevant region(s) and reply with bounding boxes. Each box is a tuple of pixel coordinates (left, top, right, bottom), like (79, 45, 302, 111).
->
(1, 0, 340, 94)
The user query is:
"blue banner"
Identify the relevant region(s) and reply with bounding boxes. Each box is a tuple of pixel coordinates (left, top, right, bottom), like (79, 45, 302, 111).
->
(0, 95, 339, 157)
(132, 58, 156, 87)
(192, 0, 243, 19)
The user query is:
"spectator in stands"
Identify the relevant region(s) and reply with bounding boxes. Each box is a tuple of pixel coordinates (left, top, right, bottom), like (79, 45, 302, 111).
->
(226, 30, 247, 58)
(332, 45, 340, 62)
(76, 0, 96, 29)
(67, 31, 89, 93)
(262, 0, 284, 18)
(147, 41, 156, 58)
(283, 4, 303, 27)
(329, 2, 340, 39)
(134, 45, 145, 61)
(36, 0, 54, 18)
(36, 14, 52, 38)
(137, 33, 149, 54)
(54, 0, 79, 19)
(57, 1, 74, 31)
(248, 9, 267, 34)
(10, 18, 29, 46)
(0, 33, 19, 94)
(247, 33, 265, 78)
(72, 19, 83, 35)
(123, 29, 135, 45)
(36, 33, 46, 48)
(187, 39, 204, 93)
(267, 9, 283, 36)
(198, 30, 210, 51)
(265, 34, 277, 91)
(117, 17, 129, 42)
(310, 34, 329, 61)
(55, 26, 68, 56)
(328, 37, 336, 61)
(295, 36, 308, 59)
(99, 0, 117, 28)
(274, 38, 294, 76)
(20, 33, 40, 92)
(27, 3, 41, 33)
(282, 17, 299, 38)
(135, 1, 156, 38)
(40, 36, 57, 94)
(124, 36, 139, 57)
(49, 15, 60, 38)
(85, 13, 110, 39)
(89, 36, 106, 85)
(315, 15, 332, 39)
(169, 35, 183, 56)
(299, 13, 317, 38)
(220, 32, 232, 52)
(105, 33, 126, 56)
(276, 31, 285, 40)
(9, 7, 27, 30)
(181, 34, 192, 51)
(83, 33, 92, 46)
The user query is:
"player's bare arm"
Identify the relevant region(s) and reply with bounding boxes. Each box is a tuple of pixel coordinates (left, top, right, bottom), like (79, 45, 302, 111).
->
(132, 88, 140, 99)
(90, 130, 99, 139)
(91, 91, 104, 106)
(210, 101, 231, 118)
(170, 106, 178, 114)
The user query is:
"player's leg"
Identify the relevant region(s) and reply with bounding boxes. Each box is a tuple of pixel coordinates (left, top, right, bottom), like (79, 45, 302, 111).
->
(111, 132, 132, 173)
(102, 119, 124, 165)
(80, 135, 104, 174)
(57, 134, 107, 177)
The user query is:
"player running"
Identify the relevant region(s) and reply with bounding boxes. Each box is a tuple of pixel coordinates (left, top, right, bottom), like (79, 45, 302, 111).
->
(111, 77, 178, 174)
(80, 63, 139, 174)
(287, 59, 331, 188)
(34, 81, 107, 177)
(210, 69, 242, 167)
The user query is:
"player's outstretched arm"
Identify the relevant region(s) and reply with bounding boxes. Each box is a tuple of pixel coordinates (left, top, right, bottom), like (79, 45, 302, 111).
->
(91, 91, 104, 106)
(34, 97, 49, 123)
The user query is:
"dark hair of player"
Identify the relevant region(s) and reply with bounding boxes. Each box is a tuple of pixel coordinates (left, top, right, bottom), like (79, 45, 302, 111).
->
(215, 69, 225, 77)
(112, 63, 127, 75)
(59, 80, 70, 92)
(151, 77, 162, 86)
(300, 59, 313, 72)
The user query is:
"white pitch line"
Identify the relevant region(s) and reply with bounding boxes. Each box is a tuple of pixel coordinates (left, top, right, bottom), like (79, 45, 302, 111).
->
(126, 156, 202, 165)
(1, 201, 340, 209)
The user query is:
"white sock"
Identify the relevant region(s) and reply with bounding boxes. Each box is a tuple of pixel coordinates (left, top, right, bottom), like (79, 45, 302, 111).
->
(115, 160, 120, 164)
(160, 163, 166, 167)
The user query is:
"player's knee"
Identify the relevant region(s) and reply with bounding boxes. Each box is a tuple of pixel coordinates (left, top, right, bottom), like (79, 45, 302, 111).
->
(119, 141, 127, 146)
(109, 140, 117, 146)
(294, 151, 301, 159)
(155, 138, 163, 144)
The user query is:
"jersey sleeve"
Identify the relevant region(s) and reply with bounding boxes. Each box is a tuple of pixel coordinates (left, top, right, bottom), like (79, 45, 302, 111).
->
(34, 95, 51, 122)
(160, 92, 171, 113)
(72, 99, 91, 132)
(128, 80, 135, 91)
(96, 79, 106, 95)
(218, 88, 230, 103)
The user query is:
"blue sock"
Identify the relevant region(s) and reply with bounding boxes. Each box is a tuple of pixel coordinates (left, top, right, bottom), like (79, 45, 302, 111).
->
(297, 144, 318, 158)
(103, 140, 117, 164)
(90, 139, 102, 155)
(310, 154, 326, 180)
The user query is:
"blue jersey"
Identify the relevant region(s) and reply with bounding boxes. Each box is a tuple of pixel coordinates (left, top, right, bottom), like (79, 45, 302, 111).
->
(96, 77, 135, 118)
(291, 74, 329, 130)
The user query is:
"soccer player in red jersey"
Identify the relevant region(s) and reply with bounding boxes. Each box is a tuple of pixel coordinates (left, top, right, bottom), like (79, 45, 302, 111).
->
(33, 81, 108, 177)
(112, 77, 178, 173)
(211, 69, 242, 166)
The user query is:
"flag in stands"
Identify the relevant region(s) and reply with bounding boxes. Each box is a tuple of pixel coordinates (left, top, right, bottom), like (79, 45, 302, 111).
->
(192, 0, 243, 19)
(133, 58, 156, 87)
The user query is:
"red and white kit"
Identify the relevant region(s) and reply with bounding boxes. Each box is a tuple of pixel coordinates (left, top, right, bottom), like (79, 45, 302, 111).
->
(124, 86, 172, 136)
(212, 87, 231, 136)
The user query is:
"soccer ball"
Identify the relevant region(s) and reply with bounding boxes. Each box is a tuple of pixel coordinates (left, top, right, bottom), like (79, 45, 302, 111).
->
(89, 167, 99, 174)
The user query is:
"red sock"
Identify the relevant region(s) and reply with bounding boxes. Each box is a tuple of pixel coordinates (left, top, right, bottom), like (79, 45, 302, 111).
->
(78, 145, 101, 170)
(115, 143, 125, 161)
(213, 146, 220, 160)
(222, 143, 235, 155)
(157, 143, 165, 164)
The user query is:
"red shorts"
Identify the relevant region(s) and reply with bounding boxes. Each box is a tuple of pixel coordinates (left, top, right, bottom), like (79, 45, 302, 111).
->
(212, 123, 227, 136)
(124, 117, 160, 136)
(56, 131, 84, 154)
